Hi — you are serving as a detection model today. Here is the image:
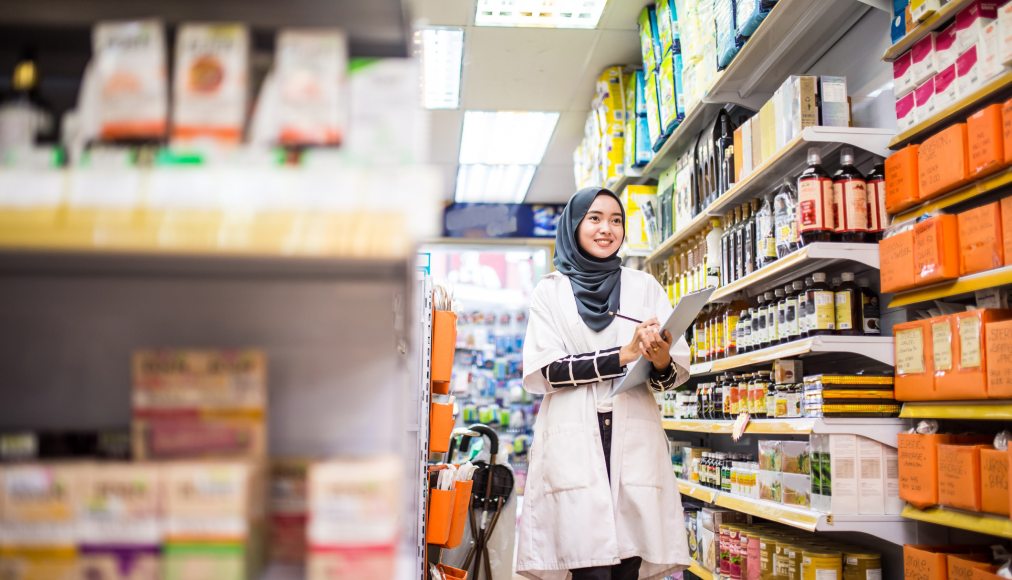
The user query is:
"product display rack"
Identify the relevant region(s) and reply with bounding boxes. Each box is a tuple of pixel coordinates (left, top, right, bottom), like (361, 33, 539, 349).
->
(643, 127, 894, 265)
(675, 480, 918, 545)
(663, 417, 905, 447)
(689, 335, 895, 376)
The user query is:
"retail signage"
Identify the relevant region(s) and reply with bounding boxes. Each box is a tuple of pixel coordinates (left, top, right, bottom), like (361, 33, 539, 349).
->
(443, 203, 563, 238)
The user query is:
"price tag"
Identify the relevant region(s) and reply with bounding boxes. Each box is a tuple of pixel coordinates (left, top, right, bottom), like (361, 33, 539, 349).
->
(732, 413, 750, 441)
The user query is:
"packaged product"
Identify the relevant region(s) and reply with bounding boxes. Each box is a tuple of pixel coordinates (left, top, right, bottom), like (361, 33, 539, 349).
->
(92, 20, 168, 141)
(758, 440, 782, 471)
(173, 23, 250, 145)
(275, 29, 348, 146)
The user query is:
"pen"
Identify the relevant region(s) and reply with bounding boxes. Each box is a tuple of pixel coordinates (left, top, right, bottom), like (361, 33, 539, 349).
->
(608, 311, 643, 324)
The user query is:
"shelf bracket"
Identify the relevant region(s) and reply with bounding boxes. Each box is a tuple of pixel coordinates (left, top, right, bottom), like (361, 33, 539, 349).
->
(857, 0, 892, 13)
(801, 126, 895, 159)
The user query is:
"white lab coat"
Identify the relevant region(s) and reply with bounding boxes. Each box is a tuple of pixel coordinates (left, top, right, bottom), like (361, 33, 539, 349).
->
(517, 267, 692, 580)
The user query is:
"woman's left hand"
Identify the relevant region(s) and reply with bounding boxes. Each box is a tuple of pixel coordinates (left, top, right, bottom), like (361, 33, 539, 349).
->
(640, 328, 672, 370)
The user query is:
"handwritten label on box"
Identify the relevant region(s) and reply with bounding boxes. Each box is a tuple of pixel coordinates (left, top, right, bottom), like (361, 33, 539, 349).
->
(896, 327, 926, 375)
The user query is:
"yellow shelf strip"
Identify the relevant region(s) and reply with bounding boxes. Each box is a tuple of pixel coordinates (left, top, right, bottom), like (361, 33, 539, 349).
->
(889, 72, 1012, 149)
(664, 419, 814, 435)
(892, 167, 1012, 224)
(882, 0, 975, 61)
(688, 560, 714, 580)
(677, 479, 718, 504)
(901, 505, 1012, 540)
(888, 265, 1012, 308)
(900, 401, 1012, 420)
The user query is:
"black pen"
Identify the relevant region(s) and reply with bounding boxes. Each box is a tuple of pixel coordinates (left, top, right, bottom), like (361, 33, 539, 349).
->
(608, 311, 643, 324)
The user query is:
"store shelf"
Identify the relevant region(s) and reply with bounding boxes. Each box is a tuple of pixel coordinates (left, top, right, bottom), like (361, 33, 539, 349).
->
(691, 336, 894, 375)
(882, 0, 975, 61)
(676, 480, 916, 543)
(891, 167, 1012, 223)
(709, 243, 880, 302)
(644, 127, 894, 264)
(900, 401, 1012, 420)
(888, 265, 1012, 308)
(902, 505, 1012, 540)
(704, 0, 874, 109)
(662, 417, 905, 447)
(688, 560, 713, 580)
(889, 72, 1012, 149)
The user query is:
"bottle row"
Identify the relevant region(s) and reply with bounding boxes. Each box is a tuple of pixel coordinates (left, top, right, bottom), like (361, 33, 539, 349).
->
(690, 270, 880, 364)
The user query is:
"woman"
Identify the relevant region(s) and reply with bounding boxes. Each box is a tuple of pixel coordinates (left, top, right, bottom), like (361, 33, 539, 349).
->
(517, 187, 692, 580)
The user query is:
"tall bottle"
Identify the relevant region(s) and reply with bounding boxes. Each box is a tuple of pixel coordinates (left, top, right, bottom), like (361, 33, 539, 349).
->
(706, 218, 723, 288)
(737, 305, 752, 355)
(763, 291, 777, 348)
(805, 272, 836, 336)
(741, 202, 756, 278)
(858, 278, 881, 335)
(832, 147, 869, 243)
(755, 192, 778, 270)
(751, 293, 766, 353)
(715, 110, 736, 196)
(0, 47, 56, 149)
(720, 212, 734, 287)
(797, 148, 835, 244)
(725, 298, 748, 357)
(686, 241, 697, 296)
(774, 287, 787, 345)
(774, 179, 802, 258)
(732, 205, 745, 283)
(835, 272, 861, 336)
(713, 303, 727, 360)
(798, 276, 814, 337)
(865, 161, 887, 242)
(784, 281, 803, 343)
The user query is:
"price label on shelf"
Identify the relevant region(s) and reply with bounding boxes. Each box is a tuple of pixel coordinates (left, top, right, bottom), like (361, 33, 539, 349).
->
(732, 413, 751, 441)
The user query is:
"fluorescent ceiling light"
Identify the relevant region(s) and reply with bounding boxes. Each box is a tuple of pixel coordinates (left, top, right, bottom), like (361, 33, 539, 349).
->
(475, 0, 609, 28)
(455, 164, 537, 203)
(459, 111, 559, 165)
(417, 27, 464, 109)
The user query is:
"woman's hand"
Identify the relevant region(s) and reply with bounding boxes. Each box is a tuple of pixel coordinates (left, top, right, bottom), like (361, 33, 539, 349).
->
(643, 329, 673, 370)
(620, 318, 672, 368)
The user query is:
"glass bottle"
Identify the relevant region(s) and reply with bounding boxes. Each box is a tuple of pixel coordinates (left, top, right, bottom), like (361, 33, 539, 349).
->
(798, 276, 814, 337)
(737, 306, 752, 355)
(763, 291, 776, 349)
(865, 160, 887, 242)
(716, 110, 736, 196)
(835, 271, 861, 336)
(774, 287, 787, 345)
(832, 147, 869, 243)
(757, 371, 773, 419)
(686, 241, 697, 296)
(774, 179, 801, 258)
(713, 303, 727, 360)
(706, 217, 723, 288)
(765, 377, 778, 418)
(858, 277, 881, 335)
(785, 281, 804, 342)
(753, 293, 767, 352)
(737, 373, 750, 416)
(725, 298, 748, 357)
(805, 272, 836, 336)
(1, 47, 57, 147)
(797, 148, 835, 244)
(755, 191, 778, 270)
(720, 211, 734, 287)
(742, 201, 757, 278)
(732, 205, 745, 282)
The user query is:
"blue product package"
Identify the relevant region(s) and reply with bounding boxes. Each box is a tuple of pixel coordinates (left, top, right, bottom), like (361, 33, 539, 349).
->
(735, 0, 776, 42)
(635, 69, 647, 116)
(656, 0, 682, 56)
(637, 6, 662, 72)
(674, 53, 685, 120)
(891, 0, 908, 43)
(636, 117, 653, 165)
(715, 0, 741, 70)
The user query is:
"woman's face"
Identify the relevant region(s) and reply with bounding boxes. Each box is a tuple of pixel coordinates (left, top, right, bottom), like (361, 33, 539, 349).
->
(577, 194, 624, 259)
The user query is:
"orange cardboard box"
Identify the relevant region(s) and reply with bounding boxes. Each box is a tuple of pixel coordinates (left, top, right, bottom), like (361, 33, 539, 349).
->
(880, 229, 917, 293)
(985, 318, 1012, 398)
(938, 309, 1012, 399)
(948, 554, 1003, 580)
(895, 319, 934, 401)
(1002, 197, 1012, 267)
(938, 443, 989, 512)
(898, 433, 953, 508)
(929, 315, 960, 399)
(885, 144, 920, 214)
(980, 447, 1009, 516)
(1003, 98, 1012, 165)
(914, 214, 960, 285)
(967, 104, 1006, 179)
(919, 123, 971, 200)
(905, 546, 989, 580)
(957, 202, 1004, 275)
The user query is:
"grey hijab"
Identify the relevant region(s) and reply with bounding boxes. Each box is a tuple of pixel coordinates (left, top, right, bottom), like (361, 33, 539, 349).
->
(554, 187, 625, 332)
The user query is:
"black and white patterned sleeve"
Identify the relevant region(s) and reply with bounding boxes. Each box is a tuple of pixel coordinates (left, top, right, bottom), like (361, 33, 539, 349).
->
(648, 360, 680, 392)
(540, 347, 625, 388)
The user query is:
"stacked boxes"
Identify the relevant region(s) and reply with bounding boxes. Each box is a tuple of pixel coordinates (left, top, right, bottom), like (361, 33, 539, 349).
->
(810, 435, 902, 516)
(574, 67, 629, 188)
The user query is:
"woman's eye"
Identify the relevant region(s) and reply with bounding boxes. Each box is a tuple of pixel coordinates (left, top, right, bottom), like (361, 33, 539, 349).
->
(588, 216, 599, 222)
(611, 219, 622, 226)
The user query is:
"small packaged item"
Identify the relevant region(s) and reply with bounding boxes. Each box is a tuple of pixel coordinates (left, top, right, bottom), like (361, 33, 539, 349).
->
(934, 24, 959, 70)
(895, 91, 917, 131)
(955, 0, 999, 53)
(781, 473, 812, 507)
(780, 441, 811, 475)
(911, 0, 941, 23)
(173, 23, 250, 145)
(894, 318, 935, 401)
(759, 470, 783, 503)
(894, 51, 915, 96)
(957, 201, 1004, 275)
(956, 46, 983, 96)
(914, 214, 961, 284)
(914, 78, 935, 122)
(1001, 1, 1012, 67)
(918, 123, 971, 199)
(967, 103, 1006, 178)
(92, 20, 168, 141)
(274, 29, 347, 146)
(758, 440, 782, 471)
(885, 143, 919, 211)
(910, 33, 937, 86)
(934, 64, 959, 111)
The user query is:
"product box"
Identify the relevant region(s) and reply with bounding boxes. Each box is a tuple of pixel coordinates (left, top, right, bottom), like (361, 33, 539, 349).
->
(825, 434, 860, 514)
(656, 0, 678, 56)
(893, 3, 908, 44)
(269, 459, 308, 564)
(939, 309, 1012, 398)
(894, 51, 915, 96)
(936, 24, 960, 71)
(308, 456, 401, 548)
(898, 433, 953, 508)
(79, 463, 162, 545)
(933, 64, 959, 111)
(780, 441, 810, 475)
(857, 438, 885, 514)
(968, 104, 1006, 178)
(698, 527, 718, 572)
(985, 318, 1012, 397)
(885, 446, 903, 514)
(623, 184, 659, 251)
(938, 443, 988, 511)
(740, 120, 754, 178)
(911, 0, 941, 22)
(0, 463, 80, 546)
(132, 415, 266, 461)
(897, 88, 917, 132)
(733, 126, 744, 182)
(0, 546, 77, 580)
(894, 318, 934, 400)
(774, 75, 819, 150)
(758, 470, 782, 503)
(957, 201, 1004, 275)
(980, 21, 1004, 83)
(914, 78, 936, 123)
(1002, 1, 1012, 66)
(878, 227, 914, 293)
(956, 0, 999, 53)
(1004, 196, 1012, 265)
(979, 446, 1009, 515)
(644, 71, 663, 149)
(638, 6, 661, 73)
(163, 542, 247, 580)
(132, 349, 267, 411)
(751, 115, 764, 169)
(773, 360, 803, 384)
(947, 554, 1004, 580)
(957, 45, 984, 96)
(658, 52, 684, 133)
(781, 473, 811, 508)
(273, 29, 347, 146)
(819, 76, 849, 127)
(914, 214, 960, 284)
(759, 100, 776, 164)
(92, 20, 169, 141)
(904, 546, 989, 580)
(78, 545, 161, 580)
(885, 144, 921, 213)
(172, 23, 250, 145)
(930, 315, 956, 395)
(919, 123, 971, 199)
(911, 33, 938, 86)
(164, 461, 259, 542)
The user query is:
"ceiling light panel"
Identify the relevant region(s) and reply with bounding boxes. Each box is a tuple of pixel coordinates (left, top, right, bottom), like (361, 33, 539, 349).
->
(458, 111, 560, 165)
(455, 164, 537, 203)
(417, 27, 464, 109)
(474, 0, 609, 28)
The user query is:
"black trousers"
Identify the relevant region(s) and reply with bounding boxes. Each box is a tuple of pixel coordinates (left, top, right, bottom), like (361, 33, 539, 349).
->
(569, 412, 642, 580)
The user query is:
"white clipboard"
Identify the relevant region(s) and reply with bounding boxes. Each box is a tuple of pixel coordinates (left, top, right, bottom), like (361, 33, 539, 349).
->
(608, 287, 714, 397)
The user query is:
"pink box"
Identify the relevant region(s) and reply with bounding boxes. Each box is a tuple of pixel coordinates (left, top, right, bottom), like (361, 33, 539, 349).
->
(914, 78, 936, 122)
(935, 24, 959, 70)
(957, 46, 982, 95)
(956, 0, 999, 52)
(895, 51, 915, 96)
(934, 64, 959, 111)
(911, 33, 938, 86)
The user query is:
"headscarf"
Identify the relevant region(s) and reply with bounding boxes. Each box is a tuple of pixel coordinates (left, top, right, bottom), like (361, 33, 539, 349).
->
(554, 187, 625, 332)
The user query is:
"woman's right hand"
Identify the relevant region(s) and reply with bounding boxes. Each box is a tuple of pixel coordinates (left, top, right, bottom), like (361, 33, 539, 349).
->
(620, 318, 661, 366)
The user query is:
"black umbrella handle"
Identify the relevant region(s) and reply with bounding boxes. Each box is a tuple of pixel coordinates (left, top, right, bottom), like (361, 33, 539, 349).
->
(466, 423, 498, 457)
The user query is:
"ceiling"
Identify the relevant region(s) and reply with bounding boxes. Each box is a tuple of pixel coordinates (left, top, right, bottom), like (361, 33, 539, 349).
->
(407, 0, 651, 204)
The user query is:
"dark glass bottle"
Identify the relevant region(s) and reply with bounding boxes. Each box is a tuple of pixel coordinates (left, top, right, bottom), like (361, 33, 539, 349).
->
(785, 281, 804, 342)
(774, 179, 802, 258)
(763, 291, 776, 348)
(715, 110, 736, 197)
(858, 277, 881, 335)
(797, 148, 834, 244)
(756, 192, 778, 270)
(774, 287, 787, 345)
(866, 161, 887, 241)
(835, 272, 862, 336)
(720, 211, 734, 287)
(742, 202, 756, 278)
(832, 147, 869, 243)
(732, 205, 745, 282)
(805, 272, 836, 336)
(738, 307, 752, 354)
(798, 276, 814, 337)
(753, 293, 767, 351)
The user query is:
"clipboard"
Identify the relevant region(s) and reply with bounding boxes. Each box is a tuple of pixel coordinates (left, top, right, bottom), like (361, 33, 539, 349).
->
(608, 287, 714, 397)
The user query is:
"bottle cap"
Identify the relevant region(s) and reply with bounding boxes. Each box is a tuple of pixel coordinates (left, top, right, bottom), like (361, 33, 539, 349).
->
(812, 272, 827, 282)
(840, 147, 855, 166)
(793, 281, 804, 290)
(807, 147, 822, 165)
(841, 272, 855, 282)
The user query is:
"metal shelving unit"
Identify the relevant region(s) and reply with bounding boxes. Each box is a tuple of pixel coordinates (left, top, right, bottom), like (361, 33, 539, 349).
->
(690, 335, 894, 376)
(663, 417, 905, 448)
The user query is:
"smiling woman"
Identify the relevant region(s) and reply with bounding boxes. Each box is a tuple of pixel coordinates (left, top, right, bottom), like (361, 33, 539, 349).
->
(577, 194, 626, 260)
